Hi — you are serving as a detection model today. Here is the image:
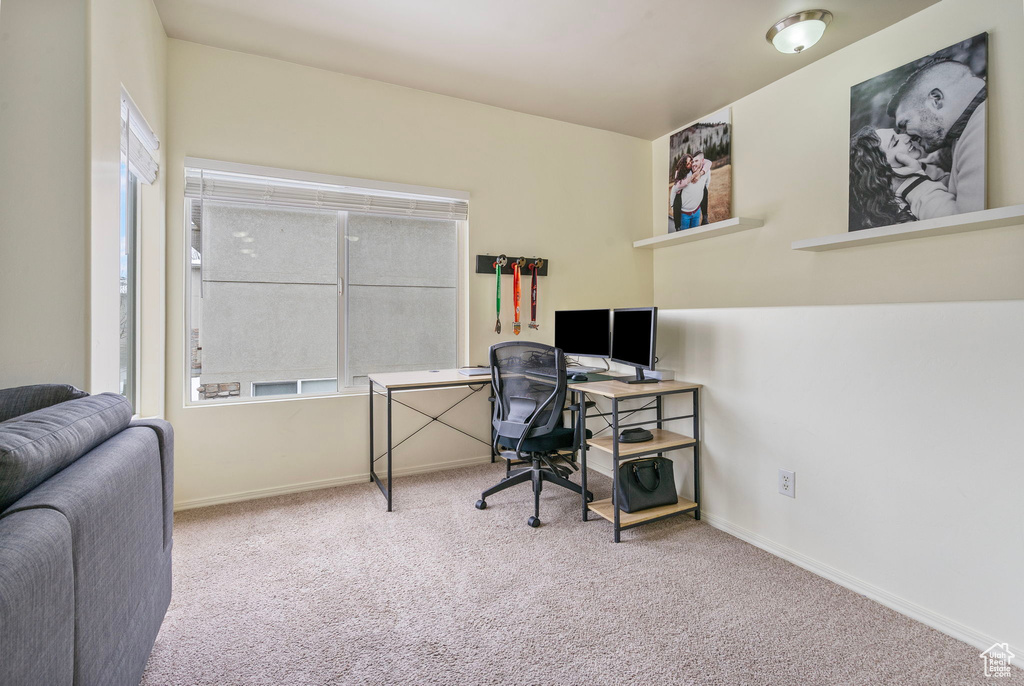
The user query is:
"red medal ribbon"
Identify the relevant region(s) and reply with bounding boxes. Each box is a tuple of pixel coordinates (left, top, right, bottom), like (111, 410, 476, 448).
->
(512, 261, 522, 335)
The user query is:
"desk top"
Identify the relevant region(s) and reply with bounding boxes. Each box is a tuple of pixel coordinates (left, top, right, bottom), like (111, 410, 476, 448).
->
(369, 369, 490, 389)
(568, 377, 701, 399)
(369, 368, 700, 396)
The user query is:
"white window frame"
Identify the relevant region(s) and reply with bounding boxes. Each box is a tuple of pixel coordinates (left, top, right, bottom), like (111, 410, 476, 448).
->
(183, 158, 469, 406)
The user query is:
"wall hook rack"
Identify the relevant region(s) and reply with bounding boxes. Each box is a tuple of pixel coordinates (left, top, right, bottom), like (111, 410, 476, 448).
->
(476, 254, 548, 276)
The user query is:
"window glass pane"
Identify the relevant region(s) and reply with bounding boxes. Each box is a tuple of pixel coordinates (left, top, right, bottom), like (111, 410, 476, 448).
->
(191, 201, 338, 402)
(299, 378, 338, 394)
(119, 169, 137, 409)
(252, 381, 298, 397)
(345, 213, 457, 385)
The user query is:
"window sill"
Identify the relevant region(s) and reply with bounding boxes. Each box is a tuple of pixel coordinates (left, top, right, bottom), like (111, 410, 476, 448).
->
(182, 386, 368, 409)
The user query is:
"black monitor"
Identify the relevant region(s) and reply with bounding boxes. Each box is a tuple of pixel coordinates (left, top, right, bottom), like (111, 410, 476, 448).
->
(611, 307, 658, 384)
(554, 309, 611, 358)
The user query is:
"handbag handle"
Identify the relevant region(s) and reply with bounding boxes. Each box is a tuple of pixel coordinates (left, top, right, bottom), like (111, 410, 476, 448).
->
(631, 461, 661, 493)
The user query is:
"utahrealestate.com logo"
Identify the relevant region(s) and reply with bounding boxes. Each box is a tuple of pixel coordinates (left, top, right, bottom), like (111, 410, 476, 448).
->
(980, 643, 1015, 678)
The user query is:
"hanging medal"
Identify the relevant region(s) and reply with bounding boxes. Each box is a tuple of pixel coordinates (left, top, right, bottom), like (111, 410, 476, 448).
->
(512, 258, 524, 335)
(493, 255, 506, 334)
(528, 259, 541, 330)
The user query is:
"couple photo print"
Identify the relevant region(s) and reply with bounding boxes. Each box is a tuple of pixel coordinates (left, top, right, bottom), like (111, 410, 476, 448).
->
(667, 107, 731, 232)
(849, 33, 987, 232)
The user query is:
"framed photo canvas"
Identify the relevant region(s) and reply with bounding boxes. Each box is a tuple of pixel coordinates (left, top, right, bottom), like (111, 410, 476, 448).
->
(667, 107, 731, 233)
(849, 33, 987, 232)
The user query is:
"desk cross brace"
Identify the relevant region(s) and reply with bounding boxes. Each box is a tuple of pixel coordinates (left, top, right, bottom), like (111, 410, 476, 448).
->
(371, 384, 489, 464)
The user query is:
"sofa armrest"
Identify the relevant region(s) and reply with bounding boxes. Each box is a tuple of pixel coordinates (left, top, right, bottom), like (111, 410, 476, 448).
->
(129, 419, 174, 550)
(0, 385, 88, 424)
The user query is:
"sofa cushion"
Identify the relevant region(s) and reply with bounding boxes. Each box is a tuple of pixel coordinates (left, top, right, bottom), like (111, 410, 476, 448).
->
(0, 393, 132, 511)
(0, 384, 89, 424)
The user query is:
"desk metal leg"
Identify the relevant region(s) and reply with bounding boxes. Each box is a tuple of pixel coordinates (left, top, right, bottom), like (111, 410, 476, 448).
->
(579, 390, 589, 522)
(692, 388, 700, 521)
(368, 380, 374, 483)
(612, 398, 621, 543)
(386, 388, 393, 512)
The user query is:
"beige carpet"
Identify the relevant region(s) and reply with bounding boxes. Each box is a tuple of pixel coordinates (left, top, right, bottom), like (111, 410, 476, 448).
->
(142, 464, 1018, 685)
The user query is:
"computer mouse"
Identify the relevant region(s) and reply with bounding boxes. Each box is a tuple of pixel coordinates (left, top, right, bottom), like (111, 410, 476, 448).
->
(570, 373, 589, 381)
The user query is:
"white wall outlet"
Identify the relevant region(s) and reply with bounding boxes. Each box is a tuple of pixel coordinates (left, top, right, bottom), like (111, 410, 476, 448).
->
(778, 469, 796, 498)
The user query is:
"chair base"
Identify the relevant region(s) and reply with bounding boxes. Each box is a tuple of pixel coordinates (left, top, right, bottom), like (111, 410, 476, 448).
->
(477, 455, 593, 527)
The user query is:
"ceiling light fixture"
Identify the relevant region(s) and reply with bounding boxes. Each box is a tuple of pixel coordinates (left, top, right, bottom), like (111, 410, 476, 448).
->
(766, 9, 833, 54)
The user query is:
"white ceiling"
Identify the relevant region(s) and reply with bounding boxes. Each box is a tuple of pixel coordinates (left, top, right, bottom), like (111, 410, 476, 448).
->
(153, 0, 938, 140)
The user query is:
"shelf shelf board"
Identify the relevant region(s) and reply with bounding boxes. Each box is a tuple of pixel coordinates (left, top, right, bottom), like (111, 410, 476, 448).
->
(633, 217, 764, 249)
(791, 204, 1024, 252)
(586, 429, 695, 457)
(588, 498, 698, 526)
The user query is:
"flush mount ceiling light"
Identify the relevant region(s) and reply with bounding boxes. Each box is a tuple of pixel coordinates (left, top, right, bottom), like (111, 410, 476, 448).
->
(766, 9, 833, 54)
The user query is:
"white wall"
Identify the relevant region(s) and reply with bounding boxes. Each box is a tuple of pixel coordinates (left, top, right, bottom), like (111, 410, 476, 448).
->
(0, 0, 88, 388)
(165, 40, 653, 508)
(644, 0, 1024, 664)
(657, 301, 1024, 659)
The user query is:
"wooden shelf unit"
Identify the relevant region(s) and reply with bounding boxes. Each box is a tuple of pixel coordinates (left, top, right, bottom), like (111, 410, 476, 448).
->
(588, 498, 698, 528)
(571, 378, 702, 542)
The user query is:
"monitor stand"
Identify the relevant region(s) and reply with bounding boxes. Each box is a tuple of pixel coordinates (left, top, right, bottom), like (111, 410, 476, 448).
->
(625, 366, 659, 384)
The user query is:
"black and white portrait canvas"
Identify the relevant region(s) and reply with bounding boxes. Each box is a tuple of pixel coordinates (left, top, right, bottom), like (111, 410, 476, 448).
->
(668, 107, 731, 232)
(849, 33, 987, 232)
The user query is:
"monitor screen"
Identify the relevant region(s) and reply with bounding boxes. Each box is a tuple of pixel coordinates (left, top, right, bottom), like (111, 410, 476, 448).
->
(611, 307, 657, 370)
(554, 309, 611, 358)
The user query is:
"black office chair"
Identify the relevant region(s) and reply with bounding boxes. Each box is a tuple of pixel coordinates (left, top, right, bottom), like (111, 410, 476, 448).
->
(475, 341, 593, 527)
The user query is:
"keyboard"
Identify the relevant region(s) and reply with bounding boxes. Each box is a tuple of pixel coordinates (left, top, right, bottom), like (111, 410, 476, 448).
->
(567, 366, 600, 374)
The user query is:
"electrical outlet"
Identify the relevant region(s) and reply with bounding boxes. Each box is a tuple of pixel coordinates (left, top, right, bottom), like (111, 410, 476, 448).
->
(778, 469, 795, 498)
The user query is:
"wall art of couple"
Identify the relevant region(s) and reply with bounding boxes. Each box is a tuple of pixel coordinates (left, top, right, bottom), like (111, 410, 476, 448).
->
(849, 33, 987, 232)
(667, 107, 731, 232)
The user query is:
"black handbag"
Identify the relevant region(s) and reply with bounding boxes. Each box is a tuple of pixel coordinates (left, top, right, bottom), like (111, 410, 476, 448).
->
(616, 457, 677, 513)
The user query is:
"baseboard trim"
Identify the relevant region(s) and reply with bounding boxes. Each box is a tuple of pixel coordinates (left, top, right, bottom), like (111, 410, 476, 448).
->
(173, 454, 494, 512)
(701, 511, 1022, 669)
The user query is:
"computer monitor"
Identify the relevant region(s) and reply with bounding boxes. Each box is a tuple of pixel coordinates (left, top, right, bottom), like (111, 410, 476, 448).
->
(554, 309, 611, 358)
(610, 307, 658, 384)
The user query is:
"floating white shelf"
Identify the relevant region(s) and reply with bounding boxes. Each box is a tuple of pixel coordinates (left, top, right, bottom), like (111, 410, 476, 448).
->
(633, 217, 764, 249)
(791, 204, 1024, 252)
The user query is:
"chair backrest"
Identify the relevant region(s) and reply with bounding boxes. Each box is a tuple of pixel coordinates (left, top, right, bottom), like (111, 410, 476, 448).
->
(489, 341, 566, 443)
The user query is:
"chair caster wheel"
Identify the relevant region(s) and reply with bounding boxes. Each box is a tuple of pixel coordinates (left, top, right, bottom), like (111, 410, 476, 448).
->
(475, 500, 487, 510)
(527, 516, 540, 528)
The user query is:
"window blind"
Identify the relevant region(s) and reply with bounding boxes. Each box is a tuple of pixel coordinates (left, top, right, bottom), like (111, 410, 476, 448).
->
(120, 93, 159, 185)
(183, 167, 469, 221)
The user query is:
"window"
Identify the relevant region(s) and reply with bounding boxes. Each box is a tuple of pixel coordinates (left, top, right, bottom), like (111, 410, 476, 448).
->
(185, 160, 468, 403)
(119, 91, 159, 410)
(119, 168, 139, 407)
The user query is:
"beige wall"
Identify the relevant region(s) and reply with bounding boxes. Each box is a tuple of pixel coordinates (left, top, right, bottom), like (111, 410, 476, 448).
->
(650, 0, 1024, 309)
(0, 0, 166, 400)
(0, 0, 88, 388)
(165, 40, 652, 506)
(89, 0, 167, 415)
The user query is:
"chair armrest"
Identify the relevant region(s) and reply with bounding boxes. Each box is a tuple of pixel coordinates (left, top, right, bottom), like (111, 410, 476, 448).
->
(130, 419, 174, 551)
(0, 384, 88, 423)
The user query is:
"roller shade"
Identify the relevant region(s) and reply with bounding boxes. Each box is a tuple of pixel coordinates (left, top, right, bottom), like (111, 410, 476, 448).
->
(184, 167, 469, 221)
(120, 93, 159, 185)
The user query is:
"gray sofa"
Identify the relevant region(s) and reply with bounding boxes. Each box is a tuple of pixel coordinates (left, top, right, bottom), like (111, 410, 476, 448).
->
(0, 384, 173, 686)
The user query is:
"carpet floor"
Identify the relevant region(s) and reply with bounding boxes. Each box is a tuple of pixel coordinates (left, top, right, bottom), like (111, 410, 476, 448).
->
(141, 463, 1017, 685)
